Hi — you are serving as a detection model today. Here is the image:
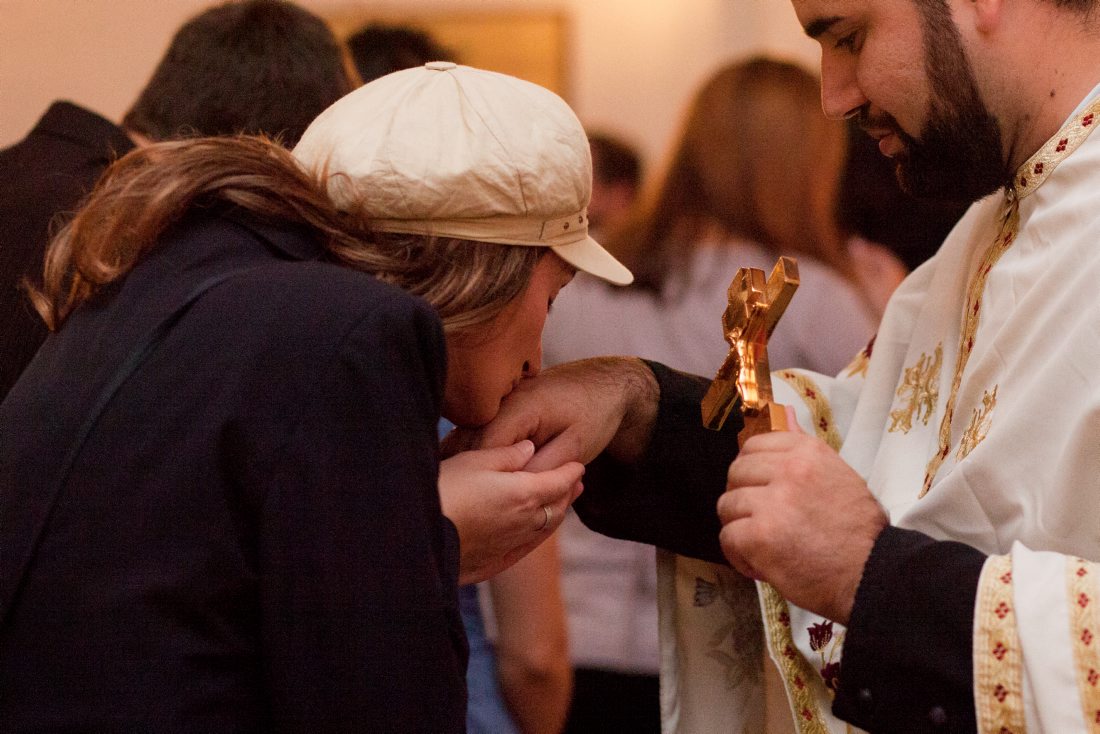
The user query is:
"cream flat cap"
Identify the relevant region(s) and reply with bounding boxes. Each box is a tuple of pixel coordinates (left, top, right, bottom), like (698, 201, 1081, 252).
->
(293, 62, 632, 285)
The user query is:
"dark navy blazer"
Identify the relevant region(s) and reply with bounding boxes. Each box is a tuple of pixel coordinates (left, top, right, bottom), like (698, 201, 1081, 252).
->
(0, 211, 466, 732)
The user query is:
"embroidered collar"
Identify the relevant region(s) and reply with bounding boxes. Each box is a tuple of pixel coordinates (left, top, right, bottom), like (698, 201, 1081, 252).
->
(1012, 96, 1100, 200)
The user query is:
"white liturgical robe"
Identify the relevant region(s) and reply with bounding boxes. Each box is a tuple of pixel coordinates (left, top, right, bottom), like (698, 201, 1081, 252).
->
(658, 90, 1100, 733)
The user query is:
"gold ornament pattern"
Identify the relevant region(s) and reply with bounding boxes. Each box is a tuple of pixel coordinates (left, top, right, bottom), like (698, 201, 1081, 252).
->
(956, 386, 998, 462)
(888, 344, 942, 434)
(760, 583, 829, 734)
(975, 555, 1025, 734)
(1067, 558, 1100, 731)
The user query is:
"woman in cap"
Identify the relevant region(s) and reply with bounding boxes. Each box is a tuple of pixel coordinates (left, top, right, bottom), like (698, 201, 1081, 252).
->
(0, 63, 630, 732)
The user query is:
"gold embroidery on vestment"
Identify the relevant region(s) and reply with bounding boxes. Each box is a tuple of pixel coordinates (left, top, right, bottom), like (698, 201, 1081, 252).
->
(956, 386, 998, 461)
(1067, 558, 1100, 731)
(921, 97, 1100, 498)
(975, 554, 1026, 734)
(888, 344, 942, 434)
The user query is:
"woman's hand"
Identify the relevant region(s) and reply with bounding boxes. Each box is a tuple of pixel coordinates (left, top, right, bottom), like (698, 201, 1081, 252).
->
(439, 440, 584, 584)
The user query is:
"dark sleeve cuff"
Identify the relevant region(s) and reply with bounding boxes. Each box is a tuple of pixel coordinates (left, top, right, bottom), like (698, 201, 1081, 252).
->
(573, 360, 742, 565)
(833, 525, 986, 733)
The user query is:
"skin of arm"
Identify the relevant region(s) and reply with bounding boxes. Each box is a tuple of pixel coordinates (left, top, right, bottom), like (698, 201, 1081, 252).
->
(487, 536, 572, 734)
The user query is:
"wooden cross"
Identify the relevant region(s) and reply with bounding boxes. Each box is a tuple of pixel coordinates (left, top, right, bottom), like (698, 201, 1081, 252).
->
(701, 257, 800, 446)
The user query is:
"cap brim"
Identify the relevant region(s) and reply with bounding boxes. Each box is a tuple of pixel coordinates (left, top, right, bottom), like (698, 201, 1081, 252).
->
(552, 235, 633, 286)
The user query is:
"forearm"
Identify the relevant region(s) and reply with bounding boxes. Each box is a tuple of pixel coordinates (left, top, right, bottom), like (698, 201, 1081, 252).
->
(574, 361, 741, 564)
(490, 540, 572, 734)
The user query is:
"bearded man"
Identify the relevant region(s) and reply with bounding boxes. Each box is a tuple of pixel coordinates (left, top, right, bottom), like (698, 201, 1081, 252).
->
(468, 1, 1100, 731)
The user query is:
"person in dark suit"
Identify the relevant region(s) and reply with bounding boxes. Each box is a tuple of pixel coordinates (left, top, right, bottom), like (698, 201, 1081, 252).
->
(0, 0, 354, 399)
(0, 63, 629, 732)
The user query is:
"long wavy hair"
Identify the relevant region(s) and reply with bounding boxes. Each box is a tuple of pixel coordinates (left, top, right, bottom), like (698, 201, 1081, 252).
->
(606, 56, 853, 293)
(31, 136, 542, 334)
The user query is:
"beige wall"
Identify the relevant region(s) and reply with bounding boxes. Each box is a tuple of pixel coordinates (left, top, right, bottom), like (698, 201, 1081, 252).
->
(0, 0, 819, 165)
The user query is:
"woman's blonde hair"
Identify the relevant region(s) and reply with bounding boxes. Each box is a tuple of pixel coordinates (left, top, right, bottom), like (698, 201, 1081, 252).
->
(31, 136, 541, 334)
(606, 56, 851, 292)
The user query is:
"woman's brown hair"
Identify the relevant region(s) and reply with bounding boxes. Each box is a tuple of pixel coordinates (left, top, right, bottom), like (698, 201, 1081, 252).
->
(31, 135, 541, 333)
(605, 56, 852, 293)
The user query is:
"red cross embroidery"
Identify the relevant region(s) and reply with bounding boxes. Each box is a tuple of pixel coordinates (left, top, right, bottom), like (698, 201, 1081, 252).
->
(1000, 572, 1013, 584)
(1088, 669, 1099, 686)
(1080, 593, 1090, 608)
(794, 676, 805, 690)
(804, 388, 816, 399)
(1083, 629, 1094, 645)
(1057, 138, 1069, 152)
(801, 709, 814, 721)
(994, 684, 1008, 702)
(994, 601, 1010, 619)
(1019, 176, 1028, 187)
(993, 642, 1008, 660)
(1033, 162, 1044, 175)
(1084, 113, 1095, 127)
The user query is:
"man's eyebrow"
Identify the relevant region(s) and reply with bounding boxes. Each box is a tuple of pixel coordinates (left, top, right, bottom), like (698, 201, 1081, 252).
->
(804, 16, 843, 39)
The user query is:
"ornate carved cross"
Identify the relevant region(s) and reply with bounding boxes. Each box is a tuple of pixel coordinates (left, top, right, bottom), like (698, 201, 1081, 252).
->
(701, 257, 800, 446)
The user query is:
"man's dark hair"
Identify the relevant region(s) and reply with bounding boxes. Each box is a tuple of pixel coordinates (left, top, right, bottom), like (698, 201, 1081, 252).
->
(123, 0, 353, 146)
(589, 132, 642, 190)
(345, 23, 455, 84)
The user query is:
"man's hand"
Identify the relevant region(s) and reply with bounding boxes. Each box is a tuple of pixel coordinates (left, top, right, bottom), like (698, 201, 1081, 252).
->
(717, 417, 888, 624)
(439, 440, 584, 584)
(448, 357, 659, 472)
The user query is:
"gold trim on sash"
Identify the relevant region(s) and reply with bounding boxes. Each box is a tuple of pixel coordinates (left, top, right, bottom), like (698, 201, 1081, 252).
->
(775, 371, 841, 450)
(921, 97, 1100, 498)
(763, 371, 842, 732)
(975, 554, 1026, 734)
(1067, 558, 1100, 731)
(760, 583, 829, 734)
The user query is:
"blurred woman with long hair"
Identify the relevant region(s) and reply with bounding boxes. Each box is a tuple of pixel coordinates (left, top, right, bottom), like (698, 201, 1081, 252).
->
(542, 56, 877, 734)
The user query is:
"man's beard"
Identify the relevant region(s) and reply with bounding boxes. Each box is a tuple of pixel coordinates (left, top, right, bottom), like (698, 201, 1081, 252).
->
(863, 4, 1009, 203)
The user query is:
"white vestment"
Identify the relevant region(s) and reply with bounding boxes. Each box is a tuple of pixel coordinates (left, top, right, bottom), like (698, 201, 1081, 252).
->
(658, 94, 1100, 733)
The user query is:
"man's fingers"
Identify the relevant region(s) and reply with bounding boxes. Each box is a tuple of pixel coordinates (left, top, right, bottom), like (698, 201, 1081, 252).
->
(525, 429, 587, 472)
(726, 452, 783, 490)
(718, 519, 764, 581)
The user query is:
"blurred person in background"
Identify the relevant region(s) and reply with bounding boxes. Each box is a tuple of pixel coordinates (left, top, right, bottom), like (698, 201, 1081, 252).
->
(541, 56, 878, 732)
(345, 22, 455, 84)
(0, 0, 354, 400)
(586, 131, 643, 239)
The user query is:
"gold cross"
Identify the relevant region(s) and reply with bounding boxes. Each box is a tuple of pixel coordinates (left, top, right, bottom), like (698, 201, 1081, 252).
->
(701, 257, 800, 446)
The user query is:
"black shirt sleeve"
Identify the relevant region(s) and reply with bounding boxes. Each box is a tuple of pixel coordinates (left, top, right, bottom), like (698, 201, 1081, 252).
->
(833, 525, 986, 733)
(573, 360, 742, 565)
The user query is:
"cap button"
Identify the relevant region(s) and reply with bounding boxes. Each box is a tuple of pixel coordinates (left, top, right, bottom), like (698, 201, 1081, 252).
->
(425, 61, 457, 71)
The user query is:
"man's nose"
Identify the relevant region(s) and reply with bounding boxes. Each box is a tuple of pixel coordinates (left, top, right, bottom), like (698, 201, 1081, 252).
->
(820, 54, 867, 121)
